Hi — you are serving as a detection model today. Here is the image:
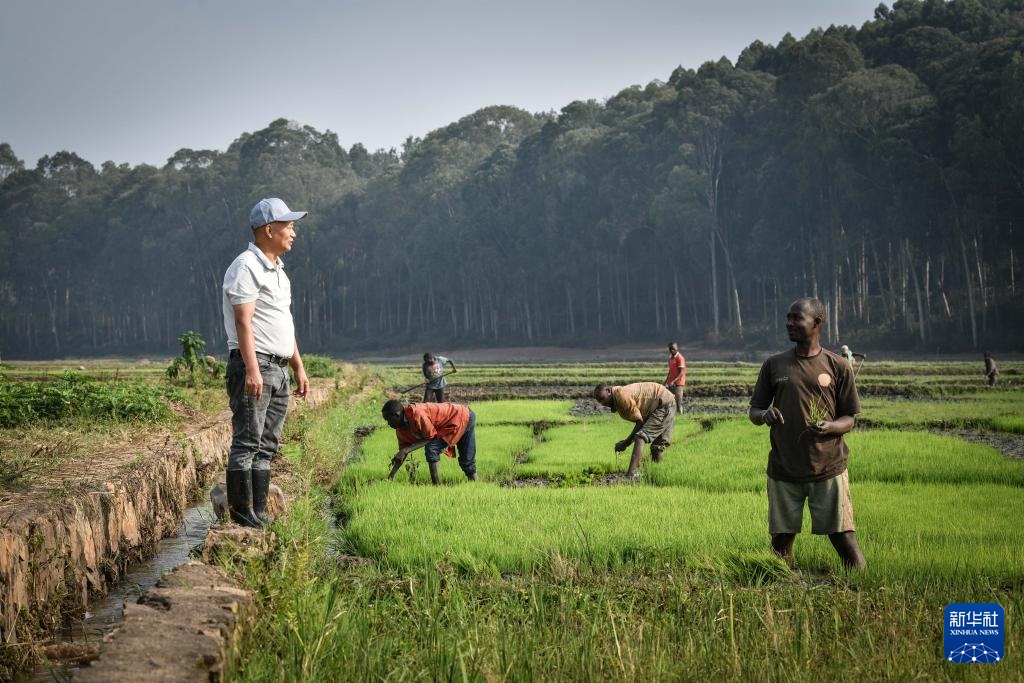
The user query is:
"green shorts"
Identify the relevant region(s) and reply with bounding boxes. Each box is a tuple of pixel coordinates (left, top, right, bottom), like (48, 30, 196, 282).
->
(767, 471, 855, 535)
(636, 402, 675, 451)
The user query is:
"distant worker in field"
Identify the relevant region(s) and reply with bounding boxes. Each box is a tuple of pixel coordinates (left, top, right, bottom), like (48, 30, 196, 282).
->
(594, 382, 676, 479)
(382, 399, 477, 485)
(984, 351, 998, 387)
(422, 352, 457, 403)
(749, 297, 866, 569)
(839, 344, 866, 366)
(664, 342, 687, 412)
(222, 198, 310, 528)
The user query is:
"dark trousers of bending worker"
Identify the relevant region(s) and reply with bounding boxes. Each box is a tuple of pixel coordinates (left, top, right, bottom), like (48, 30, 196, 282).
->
(423, 410, 477, 479)
(424, 386, 446, 403)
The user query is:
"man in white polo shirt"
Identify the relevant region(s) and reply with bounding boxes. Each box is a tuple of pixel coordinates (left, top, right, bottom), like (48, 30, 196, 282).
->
(222, 198, 310, 527)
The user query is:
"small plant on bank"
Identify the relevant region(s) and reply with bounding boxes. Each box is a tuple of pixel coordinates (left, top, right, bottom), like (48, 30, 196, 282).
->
(166, 331, 226, 385)
(300, 354, 338, 379)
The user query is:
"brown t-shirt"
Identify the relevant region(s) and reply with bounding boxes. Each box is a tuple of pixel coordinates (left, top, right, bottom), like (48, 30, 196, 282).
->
(750, 348, 861, 483)
(612, 382, 675, 423)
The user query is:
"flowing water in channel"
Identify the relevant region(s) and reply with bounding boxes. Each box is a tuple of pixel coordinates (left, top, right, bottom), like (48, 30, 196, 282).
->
(24, 501, 216, 682)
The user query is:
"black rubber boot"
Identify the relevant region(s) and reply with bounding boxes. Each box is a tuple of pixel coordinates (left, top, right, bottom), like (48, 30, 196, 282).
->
(429, 461, 441, 486)
(251, 469, 271, 525)
(226, 469, 264, 528)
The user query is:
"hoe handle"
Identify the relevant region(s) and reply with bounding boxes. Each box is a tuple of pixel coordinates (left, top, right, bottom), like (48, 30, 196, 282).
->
(399, 370, 455, 394)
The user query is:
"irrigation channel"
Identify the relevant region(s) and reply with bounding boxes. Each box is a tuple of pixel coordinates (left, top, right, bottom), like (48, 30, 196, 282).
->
(24, 501, 217, 682)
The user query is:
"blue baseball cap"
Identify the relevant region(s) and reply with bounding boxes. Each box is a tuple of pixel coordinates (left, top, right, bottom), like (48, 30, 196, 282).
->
(249, 198, 308, 228)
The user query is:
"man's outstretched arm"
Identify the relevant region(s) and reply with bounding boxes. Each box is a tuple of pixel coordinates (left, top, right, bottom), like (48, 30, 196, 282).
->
(388, 439, 432, 479)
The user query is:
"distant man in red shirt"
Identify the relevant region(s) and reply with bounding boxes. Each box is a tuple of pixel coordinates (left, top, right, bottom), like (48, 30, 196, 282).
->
(664, 342, 686, 412)
(382, 399, 477, 485)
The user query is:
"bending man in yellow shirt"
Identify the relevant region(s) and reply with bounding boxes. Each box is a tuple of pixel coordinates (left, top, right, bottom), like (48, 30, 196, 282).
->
(594, 382, 676, 479)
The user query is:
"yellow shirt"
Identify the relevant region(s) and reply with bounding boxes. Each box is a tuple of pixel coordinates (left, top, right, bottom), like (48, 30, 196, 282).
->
(612, 382, 674, 423)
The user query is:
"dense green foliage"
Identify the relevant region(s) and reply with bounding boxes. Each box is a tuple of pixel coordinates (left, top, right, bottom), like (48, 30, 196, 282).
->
(299, 354, 340, 379)
(3, 0, 1024, 358)
(0, 371, 183, 427)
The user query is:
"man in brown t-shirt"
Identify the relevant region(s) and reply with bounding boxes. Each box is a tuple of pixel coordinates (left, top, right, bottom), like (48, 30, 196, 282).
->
(748, 297, 866, 569)
(594, 381, 676, 479)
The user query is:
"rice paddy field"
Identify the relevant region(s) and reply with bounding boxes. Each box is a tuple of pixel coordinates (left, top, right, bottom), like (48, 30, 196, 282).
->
(229, 359, 1024, 681)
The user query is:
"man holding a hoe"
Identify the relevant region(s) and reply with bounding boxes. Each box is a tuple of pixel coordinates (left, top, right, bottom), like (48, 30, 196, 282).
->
(421, 352, 457, 402)
(748, 297, 866, 569)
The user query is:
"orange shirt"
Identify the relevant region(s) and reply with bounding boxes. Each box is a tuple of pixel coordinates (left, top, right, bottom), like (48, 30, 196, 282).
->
(396, 402, 471, 450)
(665, 352, 686, 386)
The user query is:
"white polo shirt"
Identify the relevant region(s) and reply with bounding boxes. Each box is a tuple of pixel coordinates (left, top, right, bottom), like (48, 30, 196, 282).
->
(222, 243, 295, 358)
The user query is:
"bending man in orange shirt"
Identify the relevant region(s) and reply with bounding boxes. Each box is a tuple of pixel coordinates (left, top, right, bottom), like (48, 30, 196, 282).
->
(594, 382, 676, 479)
(382, 399, 477, 485)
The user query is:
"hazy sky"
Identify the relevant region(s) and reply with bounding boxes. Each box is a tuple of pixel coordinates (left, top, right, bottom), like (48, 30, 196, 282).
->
(1, 0, 880, 168)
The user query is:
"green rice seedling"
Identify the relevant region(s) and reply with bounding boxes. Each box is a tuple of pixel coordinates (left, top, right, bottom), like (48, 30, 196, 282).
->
(513, 418, 628, 481)
(646, 418, 766, 492)
(805, 391, 830, 428)
(471, 399, 577, 425)
(817, 482, 1024, 584)
(229, 379, 1024, 683)
(991, 415, 1024, 433)
(648, 418, 1024, 491)
(342, 478, 1024, 581)
(344, 483, 769, 572)
(858, 391, 1024, 430)
(381, 361, 1023, 399)
(848, 431, 1024, 487)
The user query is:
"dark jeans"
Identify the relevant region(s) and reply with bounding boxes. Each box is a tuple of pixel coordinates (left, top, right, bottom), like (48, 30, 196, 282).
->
(424, 386, 445, 402)
(226, 354, 290, 471)
(423, 410, 476, 478)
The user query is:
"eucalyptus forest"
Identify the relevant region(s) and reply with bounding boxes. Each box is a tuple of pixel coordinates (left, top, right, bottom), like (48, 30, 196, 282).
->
(2, 0, 1022, 358)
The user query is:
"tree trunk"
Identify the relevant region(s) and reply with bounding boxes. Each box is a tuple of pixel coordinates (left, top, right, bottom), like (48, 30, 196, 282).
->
(960, 236, 978, 348)
(710, 226, 719, 338)
(905, 242, 926, 344)
(973, 237, 987, 332)
(673, 270, 682, 331)
(565, 282, 576, 338)
(870, 240, 890, 328)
